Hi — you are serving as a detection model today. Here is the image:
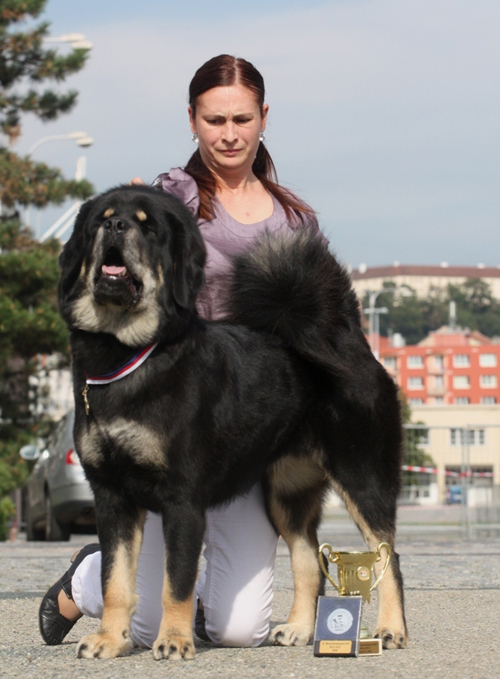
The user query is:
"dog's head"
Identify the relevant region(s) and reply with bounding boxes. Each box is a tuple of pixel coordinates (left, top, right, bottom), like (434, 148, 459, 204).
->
(58, 185, 206, 346)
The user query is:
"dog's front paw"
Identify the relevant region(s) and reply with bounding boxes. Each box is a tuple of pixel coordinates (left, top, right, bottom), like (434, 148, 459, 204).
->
(152, 634, 195, 661)
(77, 632, 131, 659)
(374, 626, 408, 649)
(269, 623, 312, 646)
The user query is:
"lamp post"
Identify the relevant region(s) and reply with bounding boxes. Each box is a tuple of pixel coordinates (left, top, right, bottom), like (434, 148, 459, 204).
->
(26, 132, 94, 234)
(364, 287, 412, 360)
(43, 34, 93, 49)
(28, 132, 94, 156)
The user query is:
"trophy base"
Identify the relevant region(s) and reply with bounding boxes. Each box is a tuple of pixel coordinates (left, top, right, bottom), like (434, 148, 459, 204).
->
(313, 596, 363, 657)
(358, 638, 382, 656)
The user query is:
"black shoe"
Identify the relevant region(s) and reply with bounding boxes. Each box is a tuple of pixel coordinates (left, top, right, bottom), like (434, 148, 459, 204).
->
(194, 601, 210, 642)
(39, 543, 101, 645)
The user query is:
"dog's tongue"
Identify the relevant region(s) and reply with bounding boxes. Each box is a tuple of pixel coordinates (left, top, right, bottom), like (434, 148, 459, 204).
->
(102, 265, 127, 276)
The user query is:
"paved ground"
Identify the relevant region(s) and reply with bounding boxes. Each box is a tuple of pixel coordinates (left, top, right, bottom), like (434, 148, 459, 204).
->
(1, 507, 500, 678)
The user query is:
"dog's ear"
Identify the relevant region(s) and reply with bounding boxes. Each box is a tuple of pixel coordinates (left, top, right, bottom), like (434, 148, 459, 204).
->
(168, 207, 206, 309)
(58, 197, 96, 317)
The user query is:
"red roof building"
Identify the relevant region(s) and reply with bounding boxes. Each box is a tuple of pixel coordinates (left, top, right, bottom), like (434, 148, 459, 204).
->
(379, 326, 500, 405)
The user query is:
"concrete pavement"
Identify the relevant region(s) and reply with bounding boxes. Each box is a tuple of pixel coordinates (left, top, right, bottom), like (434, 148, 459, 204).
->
(1, 508, 499, 678)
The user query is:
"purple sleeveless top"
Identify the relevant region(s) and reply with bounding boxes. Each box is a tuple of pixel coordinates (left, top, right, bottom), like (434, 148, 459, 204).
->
(154, 167, 323, 320)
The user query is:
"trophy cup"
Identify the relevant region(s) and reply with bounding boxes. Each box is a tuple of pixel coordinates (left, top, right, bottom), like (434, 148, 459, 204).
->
(313, 542, 391, 657)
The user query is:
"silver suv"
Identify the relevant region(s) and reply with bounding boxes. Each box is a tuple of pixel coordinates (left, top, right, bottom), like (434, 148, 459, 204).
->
(20, 410, 95, 541)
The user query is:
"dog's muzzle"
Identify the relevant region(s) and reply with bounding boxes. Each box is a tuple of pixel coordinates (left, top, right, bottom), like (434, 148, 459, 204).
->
(94, 226, 143, 307)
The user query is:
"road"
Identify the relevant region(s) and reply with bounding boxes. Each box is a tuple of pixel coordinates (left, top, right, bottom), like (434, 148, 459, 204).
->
(1, 506, 499, 678)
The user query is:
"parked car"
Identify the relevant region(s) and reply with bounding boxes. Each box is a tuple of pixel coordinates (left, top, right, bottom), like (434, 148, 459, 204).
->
(446, 484, 463, 505)
(20, 410, 96, 541)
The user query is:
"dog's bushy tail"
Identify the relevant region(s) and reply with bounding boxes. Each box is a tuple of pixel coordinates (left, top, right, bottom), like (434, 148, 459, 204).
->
(225, 230, 369, 379)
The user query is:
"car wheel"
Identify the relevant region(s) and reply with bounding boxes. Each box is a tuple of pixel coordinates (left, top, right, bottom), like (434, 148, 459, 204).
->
(25, 500, 44, 542)
(45, 493, 70, 542)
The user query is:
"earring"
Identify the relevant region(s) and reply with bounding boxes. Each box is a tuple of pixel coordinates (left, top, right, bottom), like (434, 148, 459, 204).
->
(259, 131, 265, 142)
(192, 132, 198, 143)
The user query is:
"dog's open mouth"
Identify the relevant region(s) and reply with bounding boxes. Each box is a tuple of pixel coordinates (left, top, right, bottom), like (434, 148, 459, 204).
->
(94, 246, 143, 306)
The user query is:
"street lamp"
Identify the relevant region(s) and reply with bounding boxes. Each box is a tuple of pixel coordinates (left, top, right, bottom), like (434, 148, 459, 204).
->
(27, 133, 94, 235)
(43, 34, 93, 49)
(364, 287, 412, 360)
(28, 132, 94, 156)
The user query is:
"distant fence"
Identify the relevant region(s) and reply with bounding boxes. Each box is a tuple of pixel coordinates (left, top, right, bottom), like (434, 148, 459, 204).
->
(402, 423, 500, 538)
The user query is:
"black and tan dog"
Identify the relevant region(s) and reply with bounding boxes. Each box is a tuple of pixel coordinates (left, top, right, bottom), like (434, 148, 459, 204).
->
(58, 185, 408, 660)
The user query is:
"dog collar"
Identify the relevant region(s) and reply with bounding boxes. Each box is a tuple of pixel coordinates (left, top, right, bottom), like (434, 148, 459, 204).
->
(82, 342, 158, 415)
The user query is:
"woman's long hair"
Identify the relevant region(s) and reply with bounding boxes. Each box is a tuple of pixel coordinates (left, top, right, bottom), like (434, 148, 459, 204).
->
(185, 55, 315, 223)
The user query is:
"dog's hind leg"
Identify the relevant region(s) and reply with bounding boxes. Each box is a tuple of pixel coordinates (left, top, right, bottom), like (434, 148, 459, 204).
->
(331, 479, 408, 649)
(152, 503, 206, 661)
(77, 501, 146, 659)
(265, 456, 328, 647)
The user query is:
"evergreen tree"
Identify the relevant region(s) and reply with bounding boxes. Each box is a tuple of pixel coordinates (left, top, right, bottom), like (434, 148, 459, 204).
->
(0, 0, 94, 528)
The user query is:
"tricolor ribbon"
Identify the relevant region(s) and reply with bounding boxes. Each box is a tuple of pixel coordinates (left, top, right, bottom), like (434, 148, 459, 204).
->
(82, 342, 158, 415)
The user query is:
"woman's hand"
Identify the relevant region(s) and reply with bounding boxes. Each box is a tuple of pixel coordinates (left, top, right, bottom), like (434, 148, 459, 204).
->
(130, 177, 145, 185)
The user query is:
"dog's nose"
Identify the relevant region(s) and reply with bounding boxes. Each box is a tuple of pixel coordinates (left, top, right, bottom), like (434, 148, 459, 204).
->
(103, 217, 128, 233)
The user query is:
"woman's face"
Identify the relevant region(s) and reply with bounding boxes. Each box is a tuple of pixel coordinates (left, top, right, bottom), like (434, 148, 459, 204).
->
(189, 83, 268, 178)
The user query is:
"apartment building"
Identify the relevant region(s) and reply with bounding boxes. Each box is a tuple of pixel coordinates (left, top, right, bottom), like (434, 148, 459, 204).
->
(380, 326, 500, 406)
(378, 326, 500, 504)
(351, 263, 500, 300)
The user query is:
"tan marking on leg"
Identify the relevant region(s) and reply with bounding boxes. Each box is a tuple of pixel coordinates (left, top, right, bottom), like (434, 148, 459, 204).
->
(152, 567, 195, 661)
(270, 455, 326, 495)
(267, 493, 321, 646)
(333, 482, 408, 649)
(77, 514, 146, 659)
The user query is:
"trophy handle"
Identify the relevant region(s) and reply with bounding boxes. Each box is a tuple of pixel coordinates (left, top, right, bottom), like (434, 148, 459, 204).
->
(370, 542, 392, 592)
(318, 543, 341, 594)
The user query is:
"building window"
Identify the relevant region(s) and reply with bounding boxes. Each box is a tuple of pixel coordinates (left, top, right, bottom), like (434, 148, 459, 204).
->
(453, 354, 470, 367)
(481, 396, 497, 404)
(479, 353, 497, 367)
(435, 375, 444, 388)
(480, 375, 498, 388)
(409, 398, 424, 405)
(408, 376, 424, 390)
(454, 397, 470, 404)
(383, 356, 397, 370)
(435, 397, 444, 405)
(450, 429, 486, 446)
(433, 355, 444, 370)
(453, 375, 470, 389)
(407, 355, 424, 368)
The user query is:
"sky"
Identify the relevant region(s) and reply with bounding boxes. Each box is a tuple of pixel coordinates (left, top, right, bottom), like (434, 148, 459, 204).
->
(13, 0, 500, 269)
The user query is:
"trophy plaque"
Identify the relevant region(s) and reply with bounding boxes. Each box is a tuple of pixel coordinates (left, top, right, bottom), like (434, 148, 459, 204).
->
(313, 542, 391, 657)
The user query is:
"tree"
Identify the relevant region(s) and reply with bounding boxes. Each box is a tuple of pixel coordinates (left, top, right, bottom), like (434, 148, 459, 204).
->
(447, 279, 500, 338)
(369, 279, 500, 344)
(399, 391, 436, 492)
(0, 0, 94, 533)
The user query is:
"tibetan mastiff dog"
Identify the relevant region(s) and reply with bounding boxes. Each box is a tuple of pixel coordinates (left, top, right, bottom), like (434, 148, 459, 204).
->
(58, 184, 408, 660)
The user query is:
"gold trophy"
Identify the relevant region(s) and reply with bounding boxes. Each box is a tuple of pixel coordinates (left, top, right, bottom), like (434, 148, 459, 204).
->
(313, 542, 391, 657)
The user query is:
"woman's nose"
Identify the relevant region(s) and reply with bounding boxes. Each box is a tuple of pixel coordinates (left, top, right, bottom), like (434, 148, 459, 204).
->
(222, 121, 237, 143)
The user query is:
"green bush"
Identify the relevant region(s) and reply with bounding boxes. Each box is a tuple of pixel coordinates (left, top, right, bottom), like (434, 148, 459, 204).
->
(0, 497, 15, 541)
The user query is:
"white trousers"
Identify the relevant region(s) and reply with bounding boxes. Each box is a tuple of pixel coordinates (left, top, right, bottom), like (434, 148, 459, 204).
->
(72, 484, 278, 648)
